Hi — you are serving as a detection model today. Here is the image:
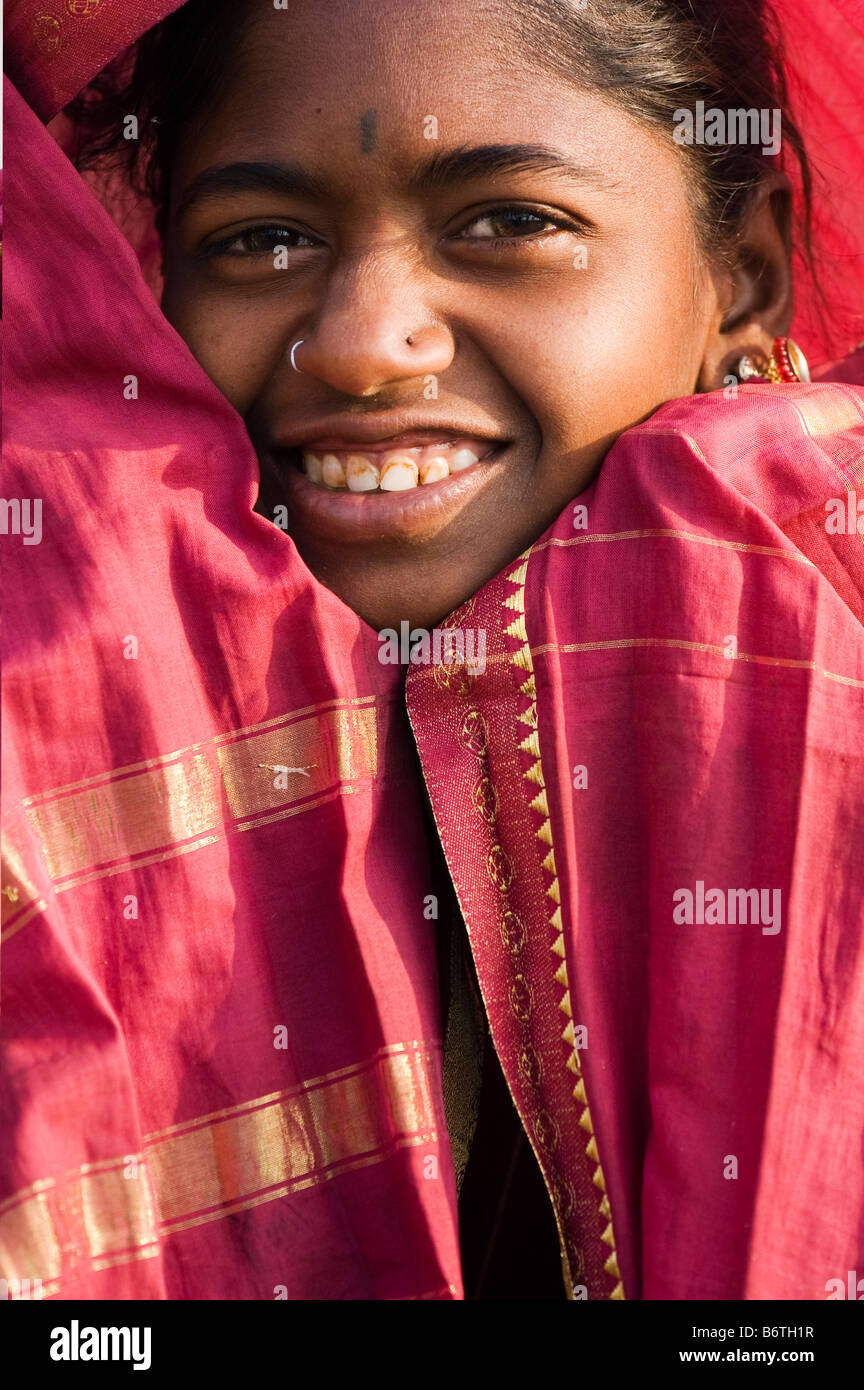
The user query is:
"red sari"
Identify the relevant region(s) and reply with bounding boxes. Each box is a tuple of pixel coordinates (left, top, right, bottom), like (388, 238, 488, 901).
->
(408, 376, 864, 1299)
(2, 0, 864, 1300)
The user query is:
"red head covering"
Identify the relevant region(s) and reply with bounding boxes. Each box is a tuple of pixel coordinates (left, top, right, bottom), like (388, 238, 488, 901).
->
(779, 0, 864, 360)
(3, 0, 185, 122)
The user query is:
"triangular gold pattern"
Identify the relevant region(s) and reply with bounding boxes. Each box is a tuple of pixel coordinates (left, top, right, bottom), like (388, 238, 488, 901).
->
(505, 560, 529, 586)
(499, 547, 623, 1300)
(524, 759, 544, 787)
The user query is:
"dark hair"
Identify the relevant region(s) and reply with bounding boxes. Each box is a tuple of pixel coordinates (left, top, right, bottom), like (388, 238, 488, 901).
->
(69, 0, 814, 267)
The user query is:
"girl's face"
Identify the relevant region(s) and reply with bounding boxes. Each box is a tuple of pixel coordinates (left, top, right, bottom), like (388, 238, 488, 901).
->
(162, 0, 731, 630)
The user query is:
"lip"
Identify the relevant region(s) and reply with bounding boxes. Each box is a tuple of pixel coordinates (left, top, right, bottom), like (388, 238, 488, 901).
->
(300, 431, 492, 455)
(270, 411, 508, 453)
(263, 410, 512, 542)
(271, 440, 511, 543)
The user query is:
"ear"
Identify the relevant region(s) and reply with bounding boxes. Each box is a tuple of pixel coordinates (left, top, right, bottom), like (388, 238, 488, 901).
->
(697, 172, 794, 391)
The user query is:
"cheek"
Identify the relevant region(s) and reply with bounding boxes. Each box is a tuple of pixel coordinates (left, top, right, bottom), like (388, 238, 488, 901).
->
(161, 273, 291, 415)
(488, 237, 712, 456)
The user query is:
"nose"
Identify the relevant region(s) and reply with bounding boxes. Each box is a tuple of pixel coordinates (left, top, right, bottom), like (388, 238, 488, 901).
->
(290, 252, 455, 396)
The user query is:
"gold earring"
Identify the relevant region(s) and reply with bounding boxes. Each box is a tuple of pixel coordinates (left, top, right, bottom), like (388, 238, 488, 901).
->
(737, 337, 810, 384)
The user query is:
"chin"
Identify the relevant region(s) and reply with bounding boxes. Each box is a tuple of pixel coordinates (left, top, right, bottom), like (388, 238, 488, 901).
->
(305, 559, 479, 634)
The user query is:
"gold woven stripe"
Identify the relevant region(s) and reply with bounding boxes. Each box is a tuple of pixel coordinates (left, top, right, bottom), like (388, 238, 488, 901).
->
(19, 696, 378, 807)
(787, 385, 864, 438)
(531, 638, 864, 689)
(14, 699, 378, 887)
(532, 529, 816, 566)
(0, 1043, 437, 1293)
(1, 838, 41, 922)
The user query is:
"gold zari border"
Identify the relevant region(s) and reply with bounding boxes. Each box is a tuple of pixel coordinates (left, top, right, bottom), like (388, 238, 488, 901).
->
(0, 1043, 438, 1296)
(501, 554, 625, 1299)
(3, 698, 378, 927)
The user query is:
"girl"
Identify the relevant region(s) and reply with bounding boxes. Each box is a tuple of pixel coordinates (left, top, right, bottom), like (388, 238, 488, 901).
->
(3, 0, 863, 1300)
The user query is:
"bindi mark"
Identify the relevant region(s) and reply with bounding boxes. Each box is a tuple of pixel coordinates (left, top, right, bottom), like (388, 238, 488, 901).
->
(360, 109, 377, 153)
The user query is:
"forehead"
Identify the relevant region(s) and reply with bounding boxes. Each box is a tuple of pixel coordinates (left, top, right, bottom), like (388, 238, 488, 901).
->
(178, 0, 677, 195)
(238, 0, 531, 92)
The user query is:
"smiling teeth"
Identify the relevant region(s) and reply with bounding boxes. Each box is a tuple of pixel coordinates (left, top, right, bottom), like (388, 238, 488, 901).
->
(302, 442, 486, 491)
(346, 455, 380, 491)
(450, 447, 480, 472)
(419, 455, 450, 485)
(304, 452, 324, 484)
(321, 453, 347, 488)
(380, 455, 419, 491)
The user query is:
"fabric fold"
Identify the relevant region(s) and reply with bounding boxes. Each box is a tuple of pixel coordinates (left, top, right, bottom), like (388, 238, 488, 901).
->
(408, 380, 864, 1298)
(2, 77, 462, 1301)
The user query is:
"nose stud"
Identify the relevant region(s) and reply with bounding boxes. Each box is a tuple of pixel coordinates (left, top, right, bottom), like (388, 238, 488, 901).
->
(292, 329, 434, 369)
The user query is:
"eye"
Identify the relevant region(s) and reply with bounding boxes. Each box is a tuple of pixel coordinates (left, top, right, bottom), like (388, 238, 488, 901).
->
(202, 224, 319, 258)
(453, 205, 577, 244)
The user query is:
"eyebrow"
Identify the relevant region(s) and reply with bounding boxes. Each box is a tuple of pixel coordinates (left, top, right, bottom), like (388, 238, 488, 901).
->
(410, 143, 618, 192)
(176, 160, 332, 216)
(176, 142, 617, 215)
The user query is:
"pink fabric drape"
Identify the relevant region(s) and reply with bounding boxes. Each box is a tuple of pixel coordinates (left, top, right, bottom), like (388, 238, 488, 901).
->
(4, 0, 186, 123)
(3, 0, 864, 1301)
(1, 77, 462, 1300)
(408, 374, 864, 1298)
